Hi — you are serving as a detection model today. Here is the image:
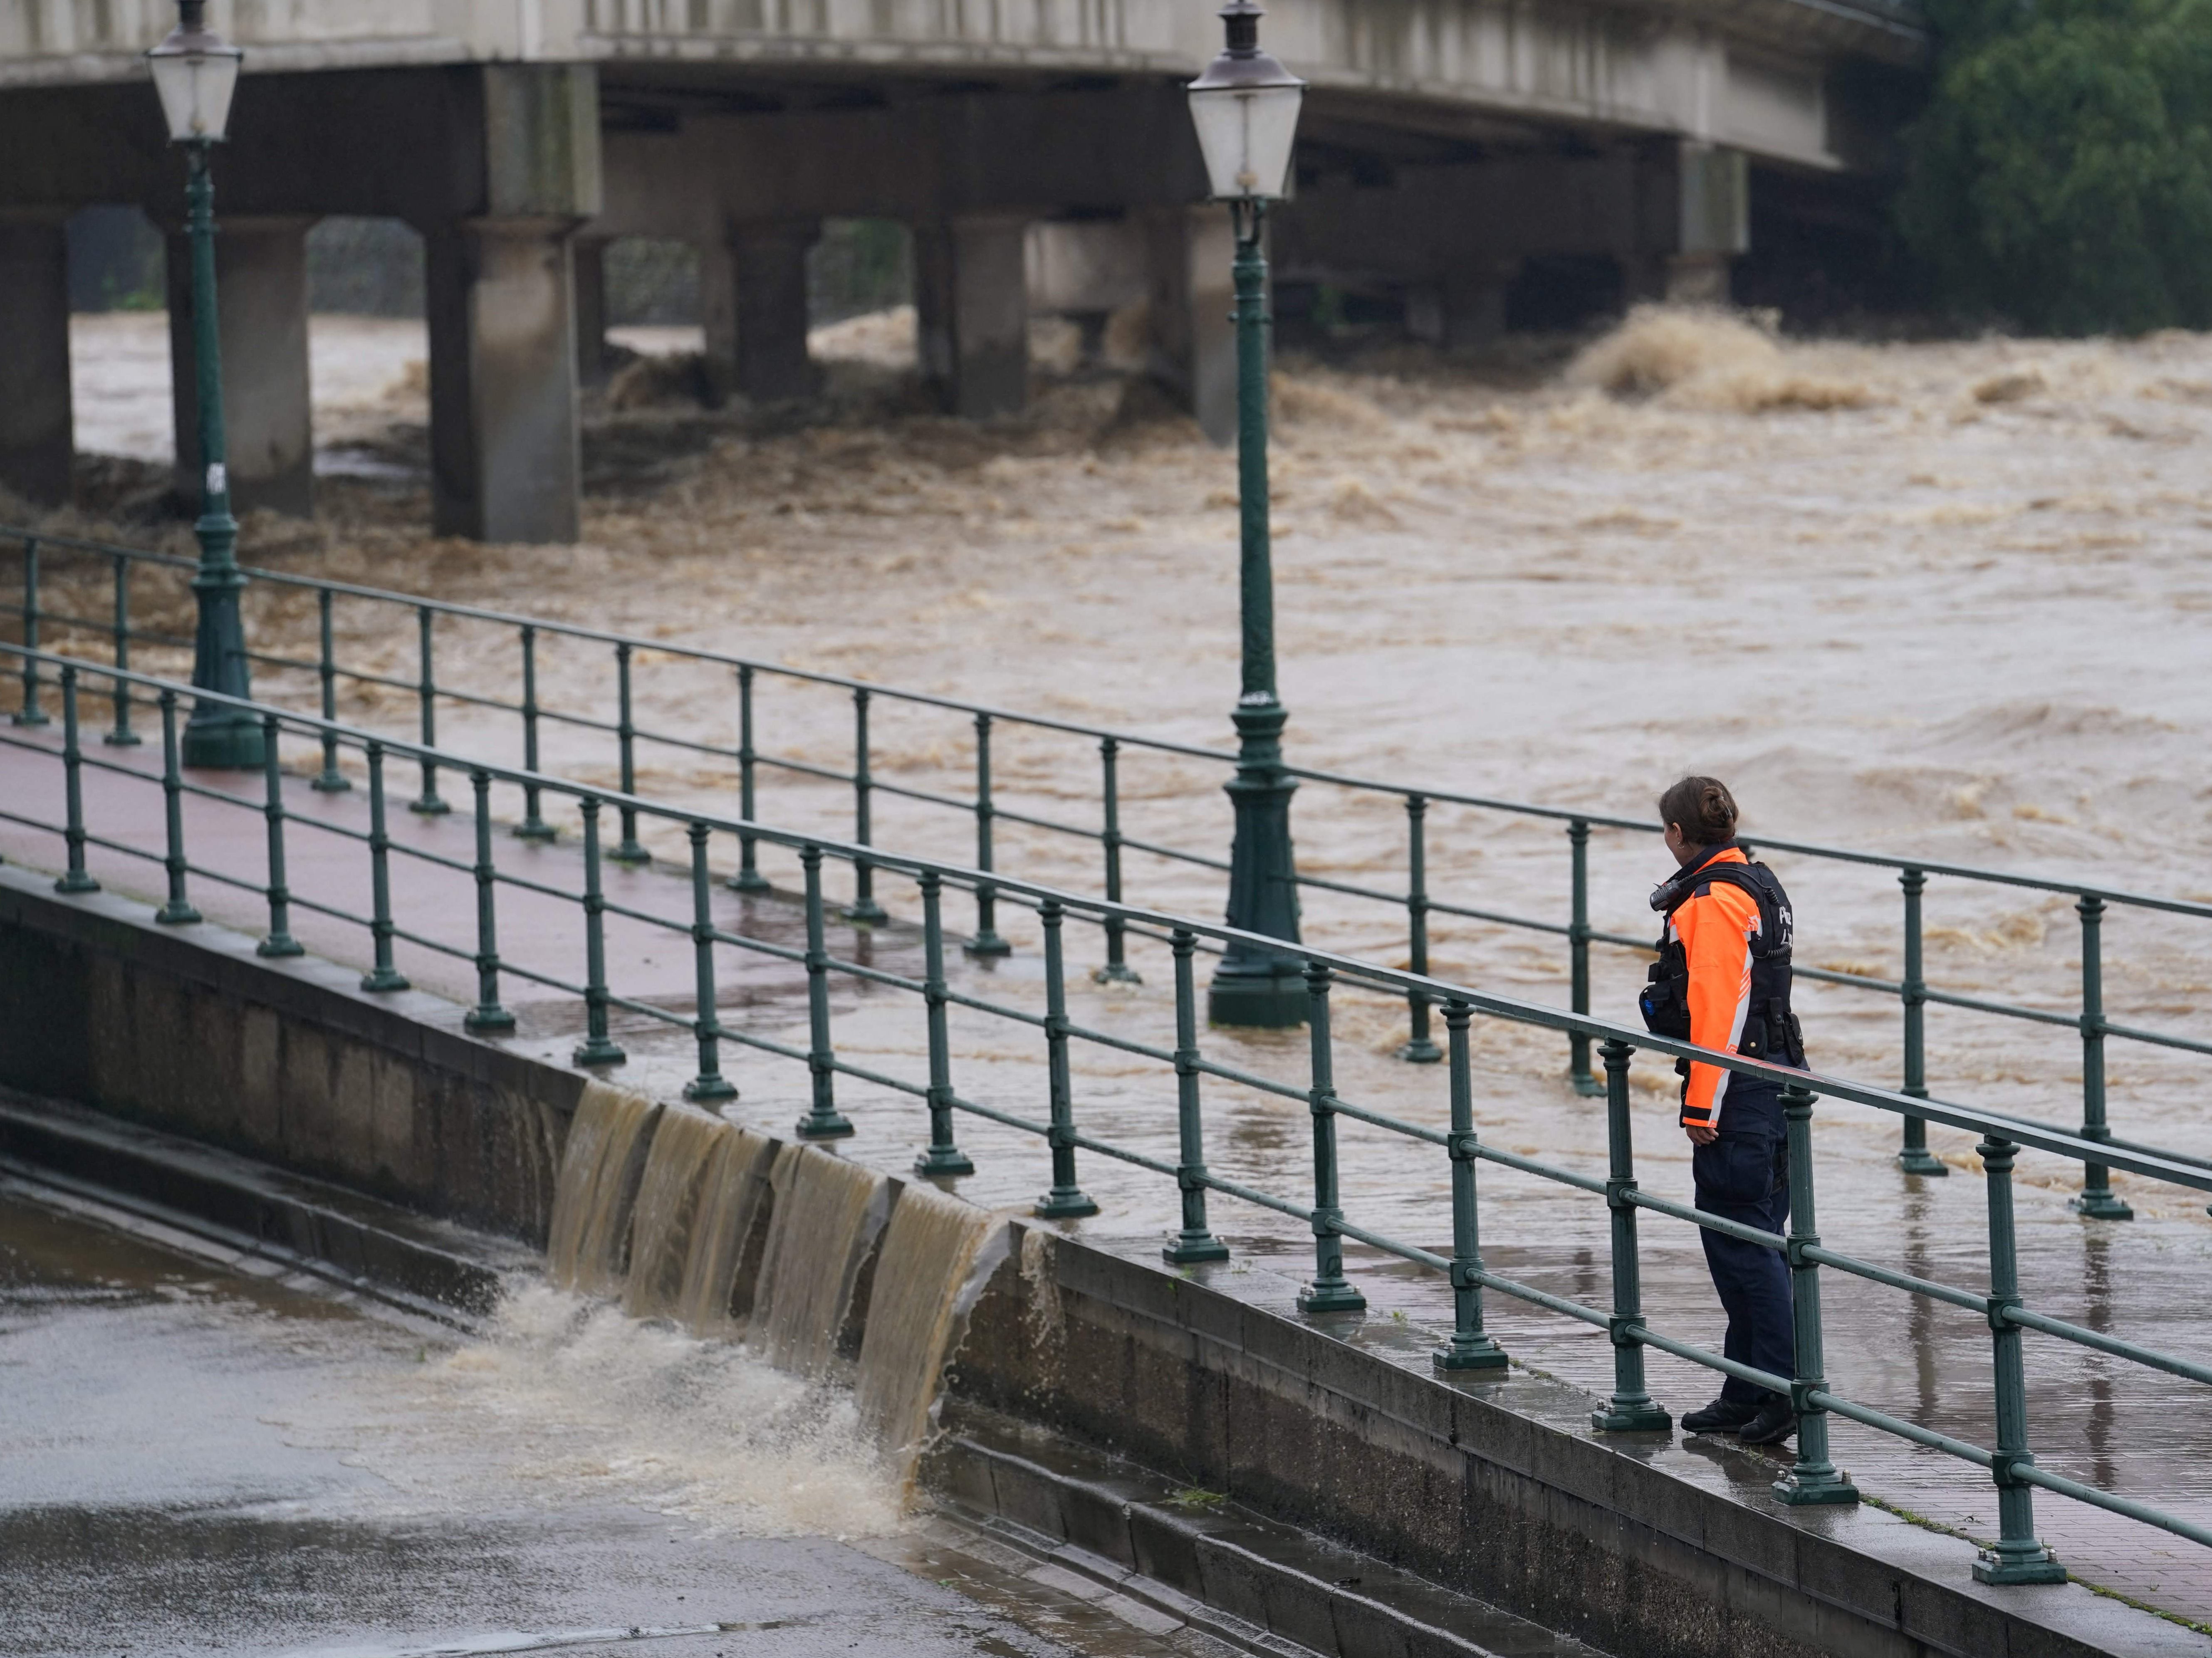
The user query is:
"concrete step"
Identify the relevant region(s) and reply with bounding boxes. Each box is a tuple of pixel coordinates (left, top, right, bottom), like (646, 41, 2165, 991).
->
(932, 1402, 1611, 1658)
(0, 1088, 534, 1326)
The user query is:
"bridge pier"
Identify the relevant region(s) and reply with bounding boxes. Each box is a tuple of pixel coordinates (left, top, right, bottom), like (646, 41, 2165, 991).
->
(1137, 207, 1237, 446)
(573, 237, 611, 389)
(424, 219, 584, 545)
(0, 215, 73, 508)
(917, 216, 1031, 421)
(731, 220, 822, 404)
(165, 216, 316, 519)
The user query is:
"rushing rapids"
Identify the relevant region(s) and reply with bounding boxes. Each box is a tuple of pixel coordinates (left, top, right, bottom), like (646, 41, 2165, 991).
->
(543, 1085, 1000, 1476)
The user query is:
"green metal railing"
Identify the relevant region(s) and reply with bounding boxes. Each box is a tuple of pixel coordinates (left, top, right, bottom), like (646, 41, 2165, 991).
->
(4, 526, 2207, 1213)
(2, 641, 2211, 1586)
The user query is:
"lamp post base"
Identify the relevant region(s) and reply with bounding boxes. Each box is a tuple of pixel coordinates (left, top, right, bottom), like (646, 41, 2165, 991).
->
(1207, 966, 1307, 1028)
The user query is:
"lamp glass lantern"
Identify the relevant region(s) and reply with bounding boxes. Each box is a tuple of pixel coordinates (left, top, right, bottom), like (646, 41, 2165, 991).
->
(1186, 8, 1305, 202)
(148, 16, 242, 143)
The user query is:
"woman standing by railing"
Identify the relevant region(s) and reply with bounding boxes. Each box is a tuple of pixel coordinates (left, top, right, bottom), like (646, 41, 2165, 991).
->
(1641, 775, 1805, 1447)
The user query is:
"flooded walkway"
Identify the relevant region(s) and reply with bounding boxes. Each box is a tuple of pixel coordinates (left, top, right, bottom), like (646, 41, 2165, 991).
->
(0, 1184, 1249, 1658)
(2, 726, 2210, 1631)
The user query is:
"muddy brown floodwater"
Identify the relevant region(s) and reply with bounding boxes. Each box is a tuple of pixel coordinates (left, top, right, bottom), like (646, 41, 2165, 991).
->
(40, 304, 2212, 1177)
(20, 303, 2212, 1624)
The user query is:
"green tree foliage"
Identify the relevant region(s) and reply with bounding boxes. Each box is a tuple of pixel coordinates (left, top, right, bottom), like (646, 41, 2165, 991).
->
(1898, 0, 2212, 332)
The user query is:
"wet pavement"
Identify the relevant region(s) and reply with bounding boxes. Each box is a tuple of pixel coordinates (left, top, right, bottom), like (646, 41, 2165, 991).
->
(4, 735, 2212, 1629)
(0, 1186, 1253, 1658)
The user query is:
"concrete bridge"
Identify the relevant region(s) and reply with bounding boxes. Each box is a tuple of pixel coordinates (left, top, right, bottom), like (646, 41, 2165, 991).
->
(0, 0, 1923, 540)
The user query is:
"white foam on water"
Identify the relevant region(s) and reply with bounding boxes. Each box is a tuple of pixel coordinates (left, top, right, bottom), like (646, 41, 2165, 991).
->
(296, 1282, 904, 1539)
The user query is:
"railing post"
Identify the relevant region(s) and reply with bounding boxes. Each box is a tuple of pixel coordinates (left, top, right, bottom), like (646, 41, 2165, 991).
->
(54, 665, 100, 895)
(1036, 897, 1098, 1218)
(1433, 999, 1507, 1371)
(1567, 819, 1600, 1095)
(1591, 1038, 1668, 1428)
(410, 605, 448, 815)
(360, 743, 408, 989)
(154, 690, 199, 925)
(14, 537, 47, 728)
(1163, 928, 1229, 1264)
(572, 797, 625, 1064)
(1971, 1134, 2067, 1584)
(1398, 796, 1440, 1063)
(1897, 867, 1946, 1176)
(966, 713, 1010, 956)
(513, 625, 551, 838)
(1772, 1084, 1857, 1504)
(610, 641, 648, 864)
(681, 820, 735, 1100)
(915, 870, 975, 1174)
(309, 587, 346, 790)
(1094, 736, 1139, 983)
(1299, 961, 1366, 1312)
(255, 711, 302, 957)
(844, 688, 886, 922)
(795, 845, 855, 1138)
(2072, 895, 2131, 1219)
(105, 554, 140, 747)
(464, 768, 515, 1034)
(727, 663, 769, 891)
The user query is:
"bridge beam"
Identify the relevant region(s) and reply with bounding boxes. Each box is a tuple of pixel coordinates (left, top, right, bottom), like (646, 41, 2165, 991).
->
(164, 217, 316, 519)
(0, 216, 74, 508)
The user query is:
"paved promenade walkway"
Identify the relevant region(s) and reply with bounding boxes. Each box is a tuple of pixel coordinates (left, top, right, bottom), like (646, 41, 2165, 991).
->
(3, 724, 2210, 1628)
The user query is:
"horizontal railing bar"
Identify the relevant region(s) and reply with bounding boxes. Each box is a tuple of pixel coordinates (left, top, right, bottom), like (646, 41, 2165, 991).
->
(1428, 898, 1575, 936)
(2004, 1305, 2212, 1388)
(943, 1090, 1054, 1138)
(5, 640, 2210, 1196)
(1920, 986, 2080, 1029)
(1634, 1324, 1791, 1395)
(17, 531, 2212, 917)
(1622, 1186, 1789, 1250)
(1067, 1132, 1184, 1182)
(1328, 1095, 1449, 1147)
(2014, 1462, 2212, 1550)
(1800, 1245, 1992, 1315)
(1472, 1141, 1611, 1197)
(1810, 1392, 1996, 1467)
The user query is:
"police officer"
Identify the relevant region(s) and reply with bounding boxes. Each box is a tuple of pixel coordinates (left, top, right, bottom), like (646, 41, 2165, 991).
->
(1640, 776, 1804, 1446)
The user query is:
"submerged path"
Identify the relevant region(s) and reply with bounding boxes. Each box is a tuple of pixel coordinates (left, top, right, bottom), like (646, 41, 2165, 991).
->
(2, 728, 2210, 1627)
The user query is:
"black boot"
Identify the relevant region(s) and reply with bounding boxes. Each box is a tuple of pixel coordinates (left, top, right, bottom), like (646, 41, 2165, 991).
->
(1682, 1396, 1762, 1434)
(1739, 1397, 1798, 1446)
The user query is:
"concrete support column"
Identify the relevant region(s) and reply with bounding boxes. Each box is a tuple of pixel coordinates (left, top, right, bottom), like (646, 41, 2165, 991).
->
(165, 217, 315, 518)
(916, 215, 1031, 420)
(699, 237, 738, 401)
(1407, 258, 1520, 351)
(1138, 206, 1235, 446)
(731, 220, 821, 403)
(574, 238, 610, 388)
(1630, 141, 1749, 306)
(423, 219, 581, 545)
(0, 217, 73, 508)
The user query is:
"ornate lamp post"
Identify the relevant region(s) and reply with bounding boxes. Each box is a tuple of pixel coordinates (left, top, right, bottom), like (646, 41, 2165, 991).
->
(149, 2, 262, 770)
(1188, 3, 1307, 1027)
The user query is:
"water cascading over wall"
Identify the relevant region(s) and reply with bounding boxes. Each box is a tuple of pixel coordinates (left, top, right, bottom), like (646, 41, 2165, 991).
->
(545, 1082, 661, 1295)
(542, 1088, 1001, 1470)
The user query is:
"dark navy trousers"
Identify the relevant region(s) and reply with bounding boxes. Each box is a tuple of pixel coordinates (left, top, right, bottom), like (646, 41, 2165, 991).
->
(1692, 1081, 1795, 1405)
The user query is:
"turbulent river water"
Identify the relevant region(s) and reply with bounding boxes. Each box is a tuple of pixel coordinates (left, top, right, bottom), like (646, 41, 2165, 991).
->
(22, 302, 2212, 1621)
